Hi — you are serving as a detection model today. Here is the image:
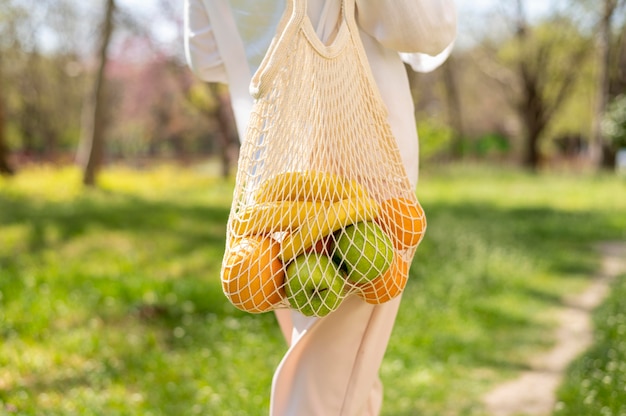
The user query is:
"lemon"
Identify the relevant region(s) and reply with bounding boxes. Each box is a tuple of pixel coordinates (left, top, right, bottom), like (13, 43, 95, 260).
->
(332, 221, 394, 284)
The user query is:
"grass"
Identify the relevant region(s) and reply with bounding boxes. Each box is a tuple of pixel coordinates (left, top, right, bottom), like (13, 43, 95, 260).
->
(554, 272, 626, 416)
(384, 165, 626, 415)
(1, 163, 625, 415)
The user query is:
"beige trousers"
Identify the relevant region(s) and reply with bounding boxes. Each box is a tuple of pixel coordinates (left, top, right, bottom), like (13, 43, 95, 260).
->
(270, 295, 402, 415)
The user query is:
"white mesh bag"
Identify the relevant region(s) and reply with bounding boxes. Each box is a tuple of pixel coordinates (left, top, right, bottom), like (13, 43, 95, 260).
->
(220, 0, 426, 317)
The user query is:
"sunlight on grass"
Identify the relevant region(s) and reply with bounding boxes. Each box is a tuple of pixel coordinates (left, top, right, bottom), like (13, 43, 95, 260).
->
(554, 274, 626, 416)
(420, 164, 626, 213)
(99, 164, 235, 206)
(0, 165, 83, 202)
(1, 163, 625, 415)
(0, 163, 283, 415)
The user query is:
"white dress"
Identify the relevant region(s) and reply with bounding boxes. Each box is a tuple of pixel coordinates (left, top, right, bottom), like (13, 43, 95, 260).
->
(184, 1, 456, 414)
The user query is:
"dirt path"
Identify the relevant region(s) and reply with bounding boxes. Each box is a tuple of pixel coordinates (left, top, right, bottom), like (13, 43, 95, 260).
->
(482, 241, 626, 416)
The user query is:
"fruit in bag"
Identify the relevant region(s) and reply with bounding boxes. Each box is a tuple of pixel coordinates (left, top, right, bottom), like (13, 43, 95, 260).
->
(231, 200, 329, 235)
(376, 197, 426, 250)
(254, 171, 368, 202)
(332, 221, 394, 284)
(222, 236, 285, 313)
(357, 255, 409, 304)
(284, 253, 345, 317)
(279, 197, 379, 261)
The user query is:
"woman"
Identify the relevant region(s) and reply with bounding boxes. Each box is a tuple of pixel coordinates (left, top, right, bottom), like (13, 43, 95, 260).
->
(184, 1, 456, 414)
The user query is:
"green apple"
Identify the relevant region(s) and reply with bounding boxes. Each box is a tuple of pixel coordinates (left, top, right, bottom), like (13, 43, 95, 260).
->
(332, 221, 394, 284)
(285, 253, 345, 317)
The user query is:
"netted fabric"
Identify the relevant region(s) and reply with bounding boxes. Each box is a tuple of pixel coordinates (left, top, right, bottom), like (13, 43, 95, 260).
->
(220, 0, 426, 317)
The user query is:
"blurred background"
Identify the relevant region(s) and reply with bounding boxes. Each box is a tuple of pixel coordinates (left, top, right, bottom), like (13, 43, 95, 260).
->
(0, 0, 625, 179)
(1, 1, 626, 415)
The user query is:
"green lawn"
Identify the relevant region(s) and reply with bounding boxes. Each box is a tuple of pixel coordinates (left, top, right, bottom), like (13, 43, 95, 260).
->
(554, 272, 626, 416)
(1, 164, 625, 415)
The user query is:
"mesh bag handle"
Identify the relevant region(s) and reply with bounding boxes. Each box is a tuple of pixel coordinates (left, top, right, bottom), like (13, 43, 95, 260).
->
(220, 0, 426, 317)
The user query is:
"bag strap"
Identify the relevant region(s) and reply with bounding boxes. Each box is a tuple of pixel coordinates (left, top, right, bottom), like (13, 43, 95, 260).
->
(250, 0, 300, 98)
(251, 0, 356, 98)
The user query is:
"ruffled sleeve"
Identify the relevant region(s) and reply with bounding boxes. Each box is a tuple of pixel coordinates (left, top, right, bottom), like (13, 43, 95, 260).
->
(355, 0, 457, 56)
(184, 0, 228, 83)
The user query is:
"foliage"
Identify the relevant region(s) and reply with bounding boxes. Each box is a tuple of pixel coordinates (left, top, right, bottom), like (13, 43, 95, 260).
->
(554, 273, 626, 415)
(0, 0, 217, 166)
(543, 51, 595, 151)
(0, 0, 86, 157)
(416, 119, 454, 160)
(602, 94, 626, 148)
(2, 0, 625, 172)
(456, 133, 511, 159)
(20, 54, 86, 154)
(474, 132, 510, 156)
(1, 164, 626, 415)
(498, 16, 592, 98)
(498, 14, 593, 166)
(105, 58, 215, 161)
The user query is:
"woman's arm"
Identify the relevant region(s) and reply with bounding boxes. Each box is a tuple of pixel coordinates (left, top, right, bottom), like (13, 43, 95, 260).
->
(183, 0, 228, 83)
(355, 0, 457, 56)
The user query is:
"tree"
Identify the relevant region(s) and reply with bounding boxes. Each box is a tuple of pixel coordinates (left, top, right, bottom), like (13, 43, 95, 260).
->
(0, 0, 24, 174)
(0, 97, 14, 175)
(612, 22, 626, 96)
(602, 94, 626, 151)
(478, 1, 593, 169)
(590, 0, 626, 168)
(441, 56, 465, 158)
(186, 82, 238, 177)
(76, 0, 116, 186)
(1, 0, 87, 168)
(209, 84, 238, 178)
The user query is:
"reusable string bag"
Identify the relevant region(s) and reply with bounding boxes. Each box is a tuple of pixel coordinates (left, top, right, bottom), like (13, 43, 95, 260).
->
(220, 0, 426, 317)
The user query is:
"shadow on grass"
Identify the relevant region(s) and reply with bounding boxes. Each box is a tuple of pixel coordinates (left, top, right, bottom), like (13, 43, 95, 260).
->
(1, 188, 623, 414)
(555, 274, 626, 415)
(2, 192, 618, 332)
(0, 190, 230, 254)
(0, 189, 237, 330)
(415, 201, 614, 291)
(395, 200, 621, 375)
(0, 187, 287, 413)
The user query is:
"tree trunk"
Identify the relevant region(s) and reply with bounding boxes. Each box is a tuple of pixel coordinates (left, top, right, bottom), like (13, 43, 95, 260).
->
(0, 98, 15, 175)
(210, 84, 238, 179)
(514, 0, 540, 170)
(442, 56, 465, 158)
(76, 0, 115, 186)
(513, 0, 557, 170)
(519, 70, 546, 169)
(523, 118, 544, 169)
(591, 0, 618, 169)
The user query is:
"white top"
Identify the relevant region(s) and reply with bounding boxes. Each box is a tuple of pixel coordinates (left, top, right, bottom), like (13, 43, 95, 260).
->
(184, 0, 457, 186)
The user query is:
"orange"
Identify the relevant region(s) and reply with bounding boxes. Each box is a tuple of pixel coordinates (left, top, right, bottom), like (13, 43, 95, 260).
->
(376, 197, 426, 250)
(357, 255, 409, 304)
(222, 235, 285, 313)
